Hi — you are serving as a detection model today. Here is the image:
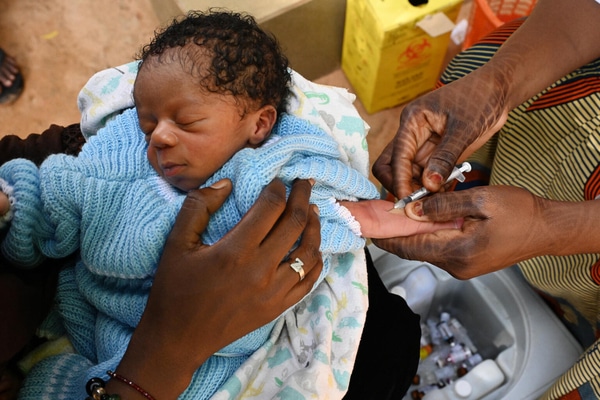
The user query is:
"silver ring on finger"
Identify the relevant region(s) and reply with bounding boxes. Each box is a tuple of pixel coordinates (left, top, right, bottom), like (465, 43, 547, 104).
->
(289, 257, 305, 281)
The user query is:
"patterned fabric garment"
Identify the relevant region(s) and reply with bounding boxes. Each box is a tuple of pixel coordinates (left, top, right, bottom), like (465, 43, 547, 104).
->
(440, 18, 600, 400)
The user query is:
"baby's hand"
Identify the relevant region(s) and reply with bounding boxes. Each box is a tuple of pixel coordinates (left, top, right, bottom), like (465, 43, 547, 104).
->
(0, 192, 10, 217)
(340, 199, 461, 239)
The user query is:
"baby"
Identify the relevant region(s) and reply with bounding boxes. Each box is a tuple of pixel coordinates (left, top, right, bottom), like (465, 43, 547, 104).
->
(0, 10, 454, 400)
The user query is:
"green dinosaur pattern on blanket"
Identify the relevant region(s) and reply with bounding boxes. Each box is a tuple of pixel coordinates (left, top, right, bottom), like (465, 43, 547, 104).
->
(304, 91, 330, 105)
(213, 251, 368, 399)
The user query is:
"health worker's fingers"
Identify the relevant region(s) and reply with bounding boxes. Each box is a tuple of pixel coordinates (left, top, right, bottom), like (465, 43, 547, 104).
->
(380, 185, 552, 279)
(371, 142, 395, 195)
(403, 190, 490, 222)
(392, 107, 450, 197)
(372, 228, 481, 279)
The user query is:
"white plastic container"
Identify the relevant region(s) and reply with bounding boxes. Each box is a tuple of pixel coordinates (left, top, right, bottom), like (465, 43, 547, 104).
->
(390, 265, 437, 317)
(368, 245, 583, 400)
(422, 360, 505, 399)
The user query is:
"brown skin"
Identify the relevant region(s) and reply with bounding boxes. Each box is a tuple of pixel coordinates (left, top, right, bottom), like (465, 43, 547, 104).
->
(0, 54, 19, 93)
(374, 186, 600, 279)
(0, 367, 19, 400)
(372, 0, 600, 276)
(106, 178, 323, 398)
(0, 195, 8, 217)
(340, 199, 460, 239)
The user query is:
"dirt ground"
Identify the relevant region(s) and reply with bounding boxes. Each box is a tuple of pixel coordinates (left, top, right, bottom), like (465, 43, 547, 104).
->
(0, 0, 160, 137)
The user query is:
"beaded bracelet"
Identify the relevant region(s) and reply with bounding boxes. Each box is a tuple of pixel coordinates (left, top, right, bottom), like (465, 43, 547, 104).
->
(107, 370, 156, 400)
(85, 371, 156, 400)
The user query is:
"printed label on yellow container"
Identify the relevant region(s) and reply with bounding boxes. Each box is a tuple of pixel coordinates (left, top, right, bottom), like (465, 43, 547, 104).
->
(342, 0, 463, 114)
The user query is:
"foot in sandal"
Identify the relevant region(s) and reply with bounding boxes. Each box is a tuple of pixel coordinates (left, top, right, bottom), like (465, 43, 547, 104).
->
(0, 49, 24, 104)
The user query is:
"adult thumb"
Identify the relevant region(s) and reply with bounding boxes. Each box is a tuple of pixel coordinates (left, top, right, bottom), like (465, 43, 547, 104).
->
(404, 190, 480, 223)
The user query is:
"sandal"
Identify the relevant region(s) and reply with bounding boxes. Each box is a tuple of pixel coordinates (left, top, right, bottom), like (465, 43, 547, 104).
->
(0, 49, 24, 104)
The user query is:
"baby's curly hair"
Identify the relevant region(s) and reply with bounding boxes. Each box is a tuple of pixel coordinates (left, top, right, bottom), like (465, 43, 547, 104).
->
(137, 9, 292, 116)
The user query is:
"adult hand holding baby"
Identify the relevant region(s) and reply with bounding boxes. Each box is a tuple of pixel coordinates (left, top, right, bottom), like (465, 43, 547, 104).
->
(108, 178, 323, 399)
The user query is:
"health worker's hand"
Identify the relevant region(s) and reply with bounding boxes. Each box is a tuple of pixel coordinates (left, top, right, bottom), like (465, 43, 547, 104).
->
(372, 69, 509, 200)
(372, 0, 600, 202)
(373, 185, 600, 280)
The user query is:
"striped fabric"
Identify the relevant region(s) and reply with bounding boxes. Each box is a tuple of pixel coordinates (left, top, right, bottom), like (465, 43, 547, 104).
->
(440, 18, 600, 399)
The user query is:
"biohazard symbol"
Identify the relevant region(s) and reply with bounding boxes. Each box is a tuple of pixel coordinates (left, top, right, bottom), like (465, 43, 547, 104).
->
(397, 37, 432, 68)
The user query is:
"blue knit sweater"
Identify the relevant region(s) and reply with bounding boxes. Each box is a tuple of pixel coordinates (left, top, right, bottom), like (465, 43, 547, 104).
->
(0, 108, 378, 399)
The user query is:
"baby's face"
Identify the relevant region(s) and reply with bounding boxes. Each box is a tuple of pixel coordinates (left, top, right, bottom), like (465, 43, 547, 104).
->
(133, 58, 262, 192)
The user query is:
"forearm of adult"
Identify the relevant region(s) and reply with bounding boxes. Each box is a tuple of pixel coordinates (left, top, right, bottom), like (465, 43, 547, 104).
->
(106, 315, 205, 399)
(104, 185, 229, 399)
(541, 197, 600, 257)
(482, 0, 600, 110)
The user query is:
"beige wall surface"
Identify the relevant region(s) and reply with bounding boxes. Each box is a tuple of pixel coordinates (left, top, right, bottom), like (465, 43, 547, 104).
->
(150, 0, 347, 80)
(176, 0, 312, 22)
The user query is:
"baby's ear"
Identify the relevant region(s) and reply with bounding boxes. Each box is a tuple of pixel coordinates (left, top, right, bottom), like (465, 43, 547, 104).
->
(249, 106, 277, 145)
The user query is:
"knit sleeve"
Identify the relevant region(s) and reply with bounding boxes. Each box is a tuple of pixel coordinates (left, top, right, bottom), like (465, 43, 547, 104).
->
(0, 159, 47, 267)
(0, 156, 82, 268)
(202, 114, 379, 250)
(201, 113, 379, 287)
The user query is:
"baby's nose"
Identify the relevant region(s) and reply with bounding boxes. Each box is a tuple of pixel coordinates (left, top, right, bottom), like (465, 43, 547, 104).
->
(149, 121, 178, 148)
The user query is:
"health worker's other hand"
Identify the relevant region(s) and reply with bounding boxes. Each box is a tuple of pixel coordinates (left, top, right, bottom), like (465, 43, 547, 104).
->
(372, 69, 509, 199)
(111, 178, 322, 399)
(373, 186, 562, 279)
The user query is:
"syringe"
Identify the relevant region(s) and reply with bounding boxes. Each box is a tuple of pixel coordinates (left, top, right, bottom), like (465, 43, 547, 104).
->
(393, 162, 472, 210)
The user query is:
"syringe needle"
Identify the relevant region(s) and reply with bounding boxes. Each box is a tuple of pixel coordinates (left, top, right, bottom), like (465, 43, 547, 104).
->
(392, 162, 472, 210)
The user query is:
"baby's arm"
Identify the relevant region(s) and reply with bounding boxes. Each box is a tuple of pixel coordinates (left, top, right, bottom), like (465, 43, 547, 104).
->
(340, 199, 461, 239)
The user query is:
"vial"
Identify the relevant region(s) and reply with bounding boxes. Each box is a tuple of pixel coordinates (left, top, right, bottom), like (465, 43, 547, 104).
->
(445, 344, 472, 365)
(427, 318, 443, 346)
(420, 364, 456, 386)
